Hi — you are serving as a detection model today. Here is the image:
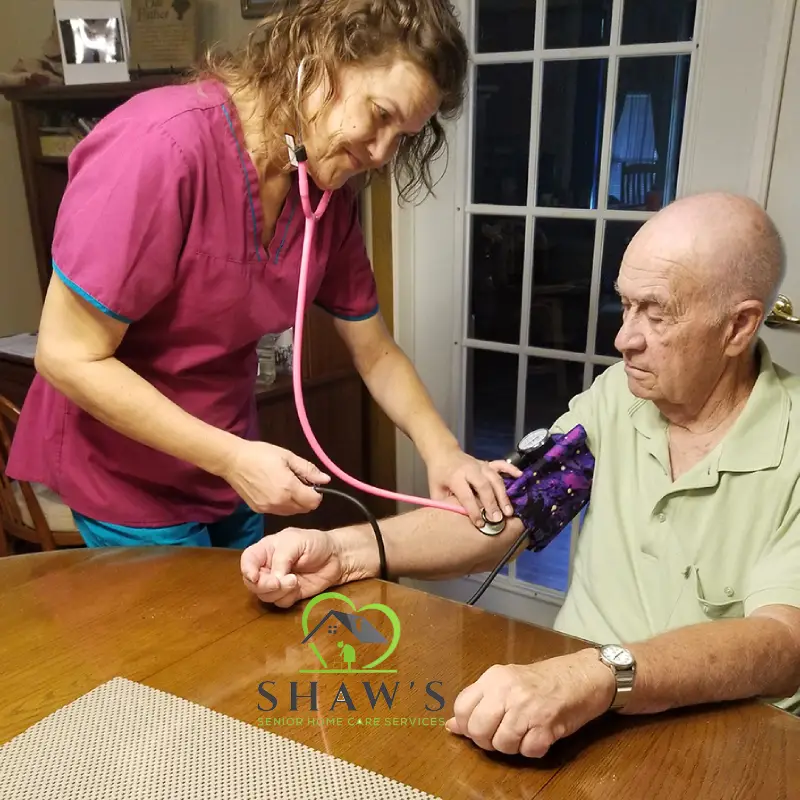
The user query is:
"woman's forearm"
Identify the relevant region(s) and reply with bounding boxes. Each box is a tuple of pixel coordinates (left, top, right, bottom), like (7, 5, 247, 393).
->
(358, 342, 459, 462)
(36, 351, 239, 477)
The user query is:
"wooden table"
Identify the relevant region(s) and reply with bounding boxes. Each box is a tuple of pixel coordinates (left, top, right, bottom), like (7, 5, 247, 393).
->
(1, 549, 798, 799)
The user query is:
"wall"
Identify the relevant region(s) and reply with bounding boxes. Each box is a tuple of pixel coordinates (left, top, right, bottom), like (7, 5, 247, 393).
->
(0, 4, 51, 336)
(0, 1, 257, 338)
(761, 1, 800, 372)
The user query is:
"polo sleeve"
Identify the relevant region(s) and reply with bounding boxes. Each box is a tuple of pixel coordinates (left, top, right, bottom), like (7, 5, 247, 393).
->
(549, 365, 616, 457)
(50, 120, 191, 324)
(313, 187, 379, 321)
(744, 500, 800, 614)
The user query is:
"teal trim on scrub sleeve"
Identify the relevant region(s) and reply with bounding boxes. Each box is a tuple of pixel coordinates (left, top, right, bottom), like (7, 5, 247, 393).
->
(314, 301, 380, 322)
(51, 260, 134, 324)
(72, 502, 265, 549)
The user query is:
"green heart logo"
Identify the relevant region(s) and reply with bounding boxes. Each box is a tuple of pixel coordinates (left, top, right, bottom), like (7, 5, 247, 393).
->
(299, 591, 401, 674)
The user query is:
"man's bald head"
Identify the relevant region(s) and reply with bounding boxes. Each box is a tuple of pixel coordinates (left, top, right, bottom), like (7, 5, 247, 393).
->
(629, 191, 786, 314)
(614, 192, 785, 412)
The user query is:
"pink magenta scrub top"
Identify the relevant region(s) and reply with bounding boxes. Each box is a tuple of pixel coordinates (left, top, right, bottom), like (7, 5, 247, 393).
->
(7, 80, 379, 527)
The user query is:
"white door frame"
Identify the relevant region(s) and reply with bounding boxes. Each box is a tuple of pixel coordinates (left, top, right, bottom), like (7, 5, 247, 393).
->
(390, 0, 797, 623)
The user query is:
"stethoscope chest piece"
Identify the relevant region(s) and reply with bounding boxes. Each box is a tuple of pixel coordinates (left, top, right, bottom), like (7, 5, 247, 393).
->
(478, 510, 506, 536)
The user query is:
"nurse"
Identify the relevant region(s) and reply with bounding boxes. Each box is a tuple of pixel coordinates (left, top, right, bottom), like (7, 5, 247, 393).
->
(7, 0, 514, 549)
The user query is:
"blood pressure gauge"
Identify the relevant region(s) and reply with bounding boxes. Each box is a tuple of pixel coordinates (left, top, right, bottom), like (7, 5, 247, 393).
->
(505, 428, 553, 469)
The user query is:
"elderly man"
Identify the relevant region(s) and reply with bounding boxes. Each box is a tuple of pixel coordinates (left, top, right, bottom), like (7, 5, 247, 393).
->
(240, 192, 800, 758)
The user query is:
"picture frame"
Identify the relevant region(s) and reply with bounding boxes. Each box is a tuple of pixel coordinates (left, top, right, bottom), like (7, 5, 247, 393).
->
(54, 0, 130, 85)
(240, 0, 276, 19)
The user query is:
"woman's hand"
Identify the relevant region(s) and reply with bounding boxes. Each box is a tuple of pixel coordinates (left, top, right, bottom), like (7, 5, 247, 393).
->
(426, 447, 522, 528)
(221, 440, 331, 515)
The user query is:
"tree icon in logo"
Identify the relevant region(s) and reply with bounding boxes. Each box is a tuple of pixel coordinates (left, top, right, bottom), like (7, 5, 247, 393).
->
(299, 591, 401, 674)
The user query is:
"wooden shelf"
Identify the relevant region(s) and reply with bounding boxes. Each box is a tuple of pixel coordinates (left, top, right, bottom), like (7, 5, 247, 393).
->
(0, 74, 180, 103)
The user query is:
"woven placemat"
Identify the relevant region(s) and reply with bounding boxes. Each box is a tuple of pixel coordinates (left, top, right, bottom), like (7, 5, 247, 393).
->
(0, 677, 441, 799)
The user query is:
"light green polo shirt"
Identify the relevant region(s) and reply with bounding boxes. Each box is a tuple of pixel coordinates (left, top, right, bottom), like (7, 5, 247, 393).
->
(549, 340, 800, 712)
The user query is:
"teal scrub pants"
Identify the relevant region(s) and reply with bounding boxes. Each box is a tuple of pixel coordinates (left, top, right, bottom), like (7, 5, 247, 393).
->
(72, 502, 264, 549)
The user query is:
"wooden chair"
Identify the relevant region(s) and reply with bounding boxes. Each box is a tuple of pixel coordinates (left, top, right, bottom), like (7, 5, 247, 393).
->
(0, 395, 84, 555)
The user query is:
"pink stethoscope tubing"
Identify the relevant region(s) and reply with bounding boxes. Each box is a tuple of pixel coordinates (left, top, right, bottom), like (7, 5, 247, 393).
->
(292, 160, 468, 517)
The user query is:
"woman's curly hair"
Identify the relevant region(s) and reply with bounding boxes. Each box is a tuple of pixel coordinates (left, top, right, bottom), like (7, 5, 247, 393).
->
(196, 0, 469, 202)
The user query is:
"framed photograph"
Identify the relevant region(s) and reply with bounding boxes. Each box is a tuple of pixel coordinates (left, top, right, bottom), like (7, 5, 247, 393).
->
(54, 0, 130, 85)
(241, 0, 276, 19)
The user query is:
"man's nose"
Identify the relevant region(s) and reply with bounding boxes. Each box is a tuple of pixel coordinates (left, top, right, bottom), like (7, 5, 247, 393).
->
(614, 314, 645, 354)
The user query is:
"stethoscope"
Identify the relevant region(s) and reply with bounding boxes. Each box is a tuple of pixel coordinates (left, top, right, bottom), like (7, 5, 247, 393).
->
(282, 82, 545, 602)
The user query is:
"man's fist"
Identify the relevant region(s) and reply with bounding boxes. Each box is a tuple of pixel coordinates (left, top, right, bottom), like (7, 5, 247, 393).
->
(240, 527, 346, 608)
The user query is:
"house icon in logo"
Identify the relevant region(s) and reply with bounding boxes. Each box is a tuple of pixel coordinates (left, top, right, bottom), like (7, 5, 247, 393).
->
(298, 592, 401, 674)
(302, 610, 388, 646)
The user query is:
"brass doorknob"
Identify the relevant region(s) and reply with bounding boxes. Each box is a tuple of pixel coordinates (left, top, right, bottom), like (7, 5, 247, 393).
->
(766, 295, 800, 327)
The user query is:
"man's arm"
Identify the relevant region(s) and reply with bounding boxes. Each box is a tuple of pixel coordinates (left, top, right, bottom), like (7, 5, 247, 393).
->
(443, 605, 800, 759)
(336, 507, 529, 583)
(620, 605, 800, 714)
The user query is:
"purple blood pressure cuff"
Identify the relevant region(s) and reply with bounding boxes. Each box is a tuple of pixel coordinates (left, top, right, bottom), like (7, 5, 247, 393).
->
(502, 424, 594, 551)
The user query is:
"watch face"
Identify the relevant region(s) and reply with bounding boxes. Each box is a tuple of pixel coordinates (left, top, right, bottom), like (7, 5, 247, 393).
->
(602, 645, 634, 667)
(518, 428, 550, 452)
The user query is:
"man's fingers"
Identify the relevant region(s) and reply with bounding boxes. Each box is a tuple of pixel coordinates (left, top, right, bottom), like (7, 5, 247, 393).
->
(270, 546, 301, 580)
(461, 696, 505, 751)
(490, 708, 530, 755)
(519, 726, 555, 759)
(240, 539, 273, 584)
(449, 683, 484, 738)
(257, 575, 300, 607)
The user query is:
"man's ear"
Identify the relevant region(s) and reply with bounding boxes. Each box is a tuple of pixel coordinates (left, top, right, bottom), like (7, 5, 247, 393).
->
(724, 300, 764, 356)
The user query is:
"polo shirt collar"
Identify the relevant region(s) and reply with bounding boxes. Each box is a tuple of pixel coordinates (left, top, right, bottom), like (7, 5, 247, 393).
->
(629, 339, 789, 476)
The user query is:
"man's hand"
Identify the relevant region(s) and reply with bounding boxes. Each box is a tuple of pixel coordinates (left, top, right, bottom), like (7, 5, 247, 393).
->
(427, 447, 522, 528)
(241, 527, 348, 607)
(445, 649, 615, 758)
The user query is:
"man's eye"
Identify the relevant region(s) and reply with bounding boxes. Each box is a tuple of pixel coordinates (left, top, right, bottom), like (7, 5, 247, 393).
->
(374, 104, 390, 121)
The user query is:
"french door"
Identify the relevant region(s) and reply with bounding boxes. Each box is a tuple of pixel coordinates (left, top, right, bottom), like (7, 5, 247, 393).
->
(392, 0, 795, 623)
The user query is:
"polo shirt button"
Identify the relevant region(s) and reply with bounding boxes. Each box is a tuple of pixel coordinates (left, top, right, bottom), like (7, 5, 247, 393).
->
(657, 512, 666, 523)
(725, 586, 734, 597)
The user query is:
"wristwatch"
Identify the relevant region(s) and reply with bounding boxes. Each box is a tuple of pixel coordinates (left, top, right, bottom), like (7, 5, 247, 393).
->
(597, 644, 636, 710)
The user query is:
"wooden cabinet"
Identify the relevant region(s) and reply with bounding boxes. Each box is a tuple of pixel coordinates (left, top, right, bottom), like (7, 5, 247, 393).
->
(0, 77, 373, 533)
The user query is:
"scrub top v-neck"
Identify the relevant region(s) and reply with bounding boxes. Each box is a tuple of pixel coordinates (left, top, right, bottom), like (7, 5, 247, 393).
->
(7, 79, 379, 527)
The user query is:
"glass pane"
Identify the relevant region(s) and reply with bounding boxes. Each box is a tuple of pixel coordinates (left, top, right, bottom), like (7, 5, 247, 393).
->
(523, 356, 584, 431)
(608, 55, 691, 210)
(595, 220, 644, 356)
(514, 524, 574, 590)
(592, 363, 613, 381)
(529, 218, 595, 352)
(538, 59, 608, 208)
(468, 215, 525, 345)
(473, 64, 534, 205)
(608, 55, 690, 211)
(545, 0, 612, 49)
(464, 349, 519, 461)
(516, 356, 585, 591)
(622, 0, 697, 45)
(477, 0, 536, 52)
